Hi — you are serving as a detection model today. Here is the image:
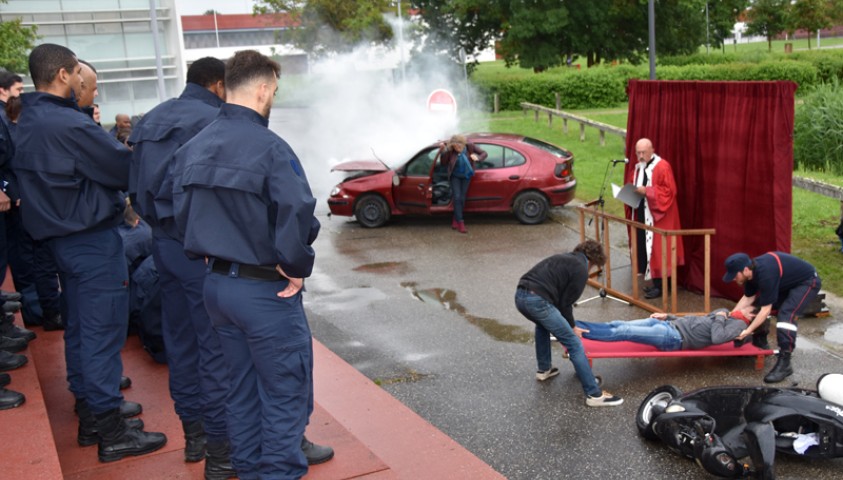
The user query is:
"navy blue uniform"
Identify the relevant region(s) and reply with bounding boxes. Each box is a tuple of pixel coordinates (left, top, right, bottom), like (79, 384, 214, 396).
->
(173, 103, 319, 479)
(744, 252, 821, 352)
(128, 83, 229, 443)
(0, 100, 15, 314)
(12, 91, 130, 414)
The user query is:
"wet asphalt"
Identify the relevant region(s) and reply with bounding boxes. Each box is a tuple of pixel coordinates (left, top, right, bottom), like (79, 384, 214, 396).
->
(269, 108, 843, 479)
(304, 210, 843, 480)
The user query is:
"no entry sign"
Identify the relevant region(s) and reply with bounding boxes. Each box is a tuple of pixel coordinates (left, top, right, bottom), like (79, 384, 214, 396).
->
(426, 89, 457, 115)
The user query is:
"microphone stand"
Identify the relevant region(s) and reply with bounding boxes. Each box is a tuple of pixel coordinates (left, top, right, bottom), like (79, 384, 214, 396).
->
(576, 159, 629, 307)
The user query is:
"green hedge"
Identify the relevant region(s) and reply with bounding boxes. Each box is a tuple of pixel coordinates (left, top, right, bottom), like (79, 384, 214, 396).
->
(661, 49, 843, 83)
(472, 60, 820, 110)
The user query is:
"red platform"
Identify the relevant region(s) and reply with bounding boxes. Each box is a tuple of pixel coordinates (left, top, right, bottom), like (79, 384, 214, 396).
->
(0, 309, 503, 479)
(581, 338, 776, 370)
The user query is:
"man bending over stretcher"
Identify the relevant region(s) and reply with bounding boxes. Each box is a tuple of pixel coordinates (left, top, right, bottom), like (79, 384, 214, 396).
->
(574, 308, 755, 351)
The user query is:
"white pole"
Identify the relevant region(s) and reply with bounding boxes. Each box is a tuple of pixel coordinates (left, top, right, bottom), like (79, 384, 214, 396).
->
(213, 10, 220, 48)
(149, 0, 166, 102)
(397, 0, 405, 82)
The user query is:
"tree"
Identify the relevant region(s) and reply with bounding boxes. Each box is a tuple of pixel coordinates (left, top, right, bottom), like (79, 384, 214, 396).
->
(706, 0, 751, 51)
(498, 0, 569, 72)
(789, 0, 833, 49)
(0, 0, 38, 73)
(255, 0, 395, 56)
(744, 0, 791, 52)
(411, 0, 508, 72)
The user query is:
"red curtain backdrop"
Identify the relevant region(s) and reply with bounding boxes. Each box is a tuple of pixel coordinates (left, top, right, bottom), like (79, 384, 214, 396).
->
(624, 80, 797, 300)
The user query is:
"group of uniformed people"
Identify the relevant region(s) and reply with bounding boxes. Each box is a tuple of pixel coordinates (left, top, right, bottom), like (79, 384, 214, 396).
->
(1, 43, 332, 479)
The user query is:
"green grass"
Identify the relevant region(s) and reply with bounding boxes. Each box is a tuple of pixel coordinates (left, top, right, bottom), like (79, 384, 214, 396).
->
(709, 36, 843, 54)
(460, 108, 843, 296)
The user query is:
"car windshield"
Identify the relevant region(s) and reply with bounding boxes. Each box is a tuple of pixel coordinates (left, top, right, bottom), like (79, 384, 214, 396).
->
(521, 137, 572, 159)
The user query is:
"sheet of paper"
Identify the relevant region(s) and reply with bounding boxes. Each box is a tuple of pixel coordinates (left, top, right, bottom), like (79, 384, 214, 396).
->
(612, 183, 644, 208)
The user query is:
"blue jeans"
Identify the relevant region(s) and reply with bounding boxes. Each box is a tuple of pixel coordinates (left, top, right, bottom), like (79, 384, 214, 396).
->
(450, 175, 471, 222)
(515, 288, 601, 397)
(576, 318, 683, 351)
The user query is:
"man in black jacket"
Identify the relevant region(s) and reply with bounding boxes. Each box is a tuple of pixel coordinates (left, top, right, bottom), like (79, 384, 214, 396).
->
(515, 240, 623, 407)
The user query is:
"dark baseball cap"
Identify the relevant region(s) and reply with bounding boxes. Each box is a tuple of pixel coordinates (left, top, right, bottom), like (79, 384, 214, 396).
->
(723, 253, 751, 283)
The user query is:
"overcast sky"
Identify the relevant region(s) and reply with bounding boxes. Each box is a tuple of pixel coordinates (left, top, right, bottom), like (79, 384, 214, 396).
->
(175, 0, 259, 16)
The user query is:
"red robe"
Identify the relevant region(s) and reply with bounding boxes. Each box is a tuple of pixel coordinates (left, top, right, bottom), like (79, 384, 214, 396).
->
(627, 155, 685, 280)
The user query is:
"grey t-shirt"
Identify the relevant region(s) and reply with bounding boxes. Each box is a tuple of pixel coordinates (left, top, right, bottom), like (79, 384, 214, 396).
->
(671, 308, 746, 350)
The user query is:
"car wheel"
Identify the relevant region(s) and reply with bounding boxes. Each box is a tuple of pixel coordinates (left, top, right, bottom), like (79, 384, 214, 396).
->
(636, 385, 683, 440)
(354, 194, 390, 228)
(513, 191, 549, 225)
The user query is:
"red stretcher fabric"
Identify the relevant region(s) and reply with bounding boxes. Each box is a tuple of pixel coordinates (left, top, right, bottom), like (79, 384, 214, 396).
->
(581, 338, 774, 359)
(624, 80, 798, 300)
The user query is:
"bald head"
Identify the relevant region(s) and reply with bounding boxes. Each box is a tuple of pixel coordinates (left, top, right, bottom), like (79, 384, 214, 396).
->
(78, 60, 98, 107)
(635, 138, 654, 164)
(115, 114, 131, 130)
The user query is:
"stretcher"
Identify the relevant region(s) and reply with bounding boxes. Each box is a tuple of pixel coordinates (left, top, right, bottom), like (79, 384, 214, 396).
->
(579, 338, 776, 370)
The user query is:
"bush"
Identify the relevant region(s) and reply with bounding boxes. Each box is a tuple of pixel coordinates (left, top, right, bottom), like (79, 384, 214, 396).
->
(473, 62, 820, 110)
(793, 80, 843, 174)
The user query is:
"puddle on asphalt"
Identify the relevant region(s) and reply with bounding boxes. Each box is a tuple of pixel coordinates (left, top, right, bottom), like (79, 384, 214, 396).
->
(313, 287, 388, 312)
(824, 324, 843, 345)
(353, 261, 408, 274)
(401, 282, 533, 344)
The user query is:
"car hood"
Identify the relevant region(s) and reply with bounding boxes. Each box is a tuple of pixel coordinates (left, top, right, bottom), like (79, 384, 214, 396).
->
(330, 160, 390, 172)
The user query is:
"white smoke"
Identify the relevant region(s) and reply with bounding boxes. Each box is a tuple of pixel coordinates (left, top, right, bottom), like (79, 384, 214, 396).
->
(267, 44, 484, 210)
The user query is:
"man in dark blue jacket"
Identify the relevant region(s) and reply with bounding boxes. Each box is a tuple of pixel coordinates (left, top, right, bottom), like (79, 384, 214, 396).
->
(11, 44, 166, 462)
(173, 50, 330, 479)
(128, 57, 235, 478)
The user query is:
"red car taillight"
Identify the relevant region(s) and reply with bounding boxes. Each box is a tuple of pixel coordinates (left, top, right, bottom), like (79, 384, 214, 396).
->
(554, 161, 572, 179)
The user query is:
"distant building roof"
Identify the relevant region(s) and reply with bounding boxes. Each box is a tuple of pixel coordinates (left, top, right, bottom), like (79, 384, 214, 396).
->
(181, 13, 298, 32)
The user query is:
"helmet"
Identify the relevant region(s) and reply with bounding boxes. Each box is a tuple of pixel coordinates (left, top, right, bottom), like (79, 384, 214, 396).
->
(817, 373, 843, 406)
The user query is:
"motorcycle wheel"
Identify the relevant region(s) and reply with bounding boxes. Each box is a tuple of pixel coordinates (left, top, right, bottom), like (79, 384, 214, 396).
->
(636, 385, 683, 440)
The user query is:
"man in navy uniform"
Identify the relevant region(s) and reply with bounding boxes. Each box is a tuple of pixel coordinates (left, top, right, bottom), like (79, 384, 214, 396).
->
(173, 49, 332, 479)
(128, 57, 235, 479)
(724, 251, 821, 383)
(12, 44, 166, 462)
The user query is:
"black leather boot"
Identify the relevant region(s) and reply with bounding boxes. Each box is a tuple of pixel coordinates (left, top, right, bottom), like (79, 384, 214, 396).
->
(302, 435, 334, 465)
(119, 376, 132, 390)
(0, 335, 27, 353)
(96, 408, 167, 463)
(42, 311, 64, 331)
(0, 351, 27, 371)
(182, 419, 206, 462)
(0, 387, 25, 410)
(0, 315, 36, 342)
(204, 440, 237, 480)
(77, 399, 144, 446)
(764, 352, 793, 383)
(0, 372, 9, 387)
(119, 400, 142, 417)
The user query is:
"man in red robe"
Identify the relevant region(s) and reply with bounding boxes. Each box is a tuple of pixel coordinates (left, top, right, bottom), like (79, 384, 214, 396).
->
(627, 138, 684, 298)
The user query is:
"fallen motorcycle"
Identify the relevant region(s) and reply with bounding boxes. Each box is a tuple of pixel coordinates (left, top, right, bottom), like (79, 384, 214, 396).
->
(636, 374, 843, 479)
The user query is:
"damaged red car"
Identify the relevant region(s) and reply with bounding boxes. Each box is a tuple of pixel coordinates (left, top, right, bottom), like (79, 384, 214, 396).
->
(327, 133, 577, 228)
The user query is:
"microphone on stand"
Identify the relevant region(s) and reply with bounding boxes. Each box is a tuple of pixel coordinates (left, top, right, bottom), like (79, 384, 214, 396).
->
(611, 158, 629, 164)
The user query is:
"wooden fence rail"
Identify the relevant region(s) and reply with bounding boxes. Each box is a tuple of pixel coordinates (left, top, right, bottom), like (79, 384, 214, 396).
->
(520, 102, 627, 146)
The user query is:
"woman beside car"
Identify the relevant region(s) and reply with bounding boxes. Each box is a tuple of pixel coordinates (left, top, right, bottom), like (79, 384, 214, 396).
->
(439, 134, 487, 234)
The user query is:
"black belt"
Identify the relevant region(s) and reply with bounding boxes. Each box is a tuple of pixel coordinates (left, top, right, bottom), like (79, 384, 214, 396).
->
(210, 259, 282, 281)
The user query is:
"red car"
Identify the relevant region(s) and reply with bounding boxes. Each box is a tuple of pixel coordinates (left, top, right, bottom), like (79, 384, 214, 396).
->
(327, 133, 577, 228)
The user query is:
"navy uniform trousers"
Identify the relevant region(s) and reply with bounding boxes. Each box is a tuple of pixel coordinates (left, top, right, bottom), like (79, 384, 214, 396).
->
(203, 264, 313, 480)
(47, 227, 127, 413)
(151, 236, 228, 441)
(773, 273, 822, 353)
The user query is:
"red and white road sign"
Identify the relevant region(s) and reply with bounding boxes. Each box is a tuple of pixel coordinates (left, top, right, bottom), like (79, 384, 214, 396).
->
(426, 89, 457, 115)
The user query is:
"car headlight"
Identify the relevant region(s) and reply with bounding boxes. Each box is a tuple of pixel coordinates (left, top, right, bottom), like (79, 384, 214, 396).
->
(330, 186, 341, 197)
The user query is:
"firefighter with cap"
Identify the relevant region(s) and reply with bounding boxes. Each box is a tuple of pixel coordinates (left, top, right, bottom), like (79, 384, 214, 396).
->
(723, 251, 821, 383)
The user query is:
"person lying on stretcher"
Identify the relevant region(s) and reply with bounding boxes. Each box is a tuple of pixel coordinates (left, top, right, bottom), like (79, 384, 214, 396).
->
(574, 308, 756, 351)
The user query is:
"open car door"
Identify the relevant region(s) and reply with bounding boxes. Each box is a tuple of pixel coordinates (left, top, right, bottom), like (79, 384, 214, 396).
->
(392, 147, 439, 215)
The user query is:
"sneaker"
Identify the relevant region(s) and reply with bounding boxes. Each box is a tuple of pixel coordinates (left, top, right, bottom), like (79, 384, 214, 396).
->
(586, 391, 624, 407)
(536, 367, 560, 381)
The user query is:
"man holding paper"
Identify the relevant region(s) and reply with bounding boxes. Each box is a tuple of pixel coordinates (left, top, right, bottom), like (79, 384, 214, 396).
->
(626, 138, 684, 299)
